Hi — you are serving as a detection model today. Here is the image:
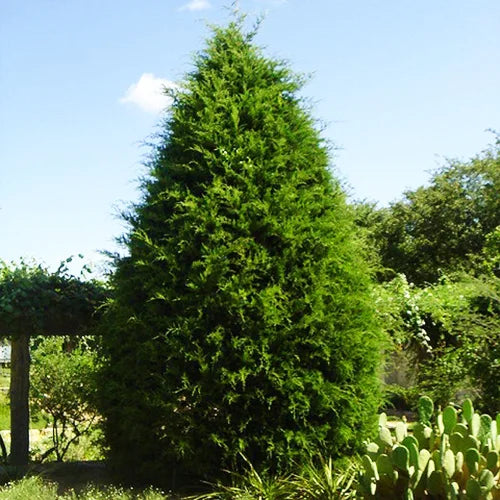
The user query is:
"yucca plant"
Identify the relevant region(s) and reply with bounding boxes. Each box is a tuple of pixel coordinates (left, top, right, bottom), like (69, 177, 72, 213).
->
(188, 455, 292, 500)
(290, 456, 359, 499)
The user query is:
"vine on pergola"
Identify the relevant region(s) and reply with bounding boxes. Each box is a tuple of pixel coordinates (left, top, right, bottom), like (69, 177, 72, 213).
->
(0, 258, 108, 465)
(0, 257, 107, 337)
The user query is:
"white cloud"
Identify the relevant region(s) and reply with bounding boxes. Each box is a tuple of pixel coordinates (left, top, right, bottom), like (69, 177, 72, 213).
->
(254, 0, 287, 5)
(120, 73, 178, 114)
(179, 0, 211, 12)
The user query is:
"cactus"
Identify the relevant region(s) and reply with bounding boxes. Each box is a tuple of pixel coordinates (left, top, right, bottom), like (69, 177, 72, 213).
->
(378, 426, 393, 448)
(442, 449, 455, 478)
(452, 422, 469, 437)
(378, 412, 387, 427)
(465, 477, 481, 499)
(479, 414, 493, 445)
(462, 399, 474, 424)
(403, 487, 414, 500)
(471, 413, 480, 437)
(418, 449, 431, 471)
(407, 442, 419, 471)
(427, 470, 445, 496)
(455, 451, 464, 475)
(443, 406, 458, 434)
(395, 421, 407, 443)
(462, 433, 479, 451)
(402, 435, 419, 450)
(376, 454, 394, 476)
(486, 450, 498, 473)
(465, 448, 480, 476)
(449, 432, 463, 454)
(392, 445, 410, 472)
(417, 396, 434, 425)
(413, 422, 433, 450)
(358, 398, 500, 499)
(479, 468, 495, 490)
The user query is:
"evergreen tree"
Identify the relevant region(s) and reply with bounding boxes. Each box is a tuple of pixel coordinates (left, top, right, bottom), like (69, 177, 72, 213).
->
(97, 21, 383, 482)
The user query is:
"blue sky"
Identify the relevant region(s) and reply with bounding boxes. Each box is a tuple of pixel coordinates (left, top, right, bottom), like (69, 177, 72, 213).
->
(1, 0, 499, 274)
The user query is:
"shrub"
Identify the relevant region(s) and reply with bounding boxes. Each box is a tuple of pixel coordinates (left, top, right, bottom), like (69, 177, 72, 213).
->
(375, 273, 500, 411)
(30, 336, 99, 461)
(96, 19, 383, 483)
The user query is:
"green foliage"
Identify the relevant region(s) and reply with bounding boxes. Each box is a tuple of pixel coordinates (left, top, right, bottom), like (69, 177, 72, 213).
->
(359, 398, 500, 499)
(97, 20, 383, 482)
(0, 258, 108, 337)
(368, 137, 500, 285)
(290, 457, 359, 499)
(30, 337, 99, 461)
(189, 455, 359, 499)
(189, 455, 292, 500)
(375, 272, 499, 411)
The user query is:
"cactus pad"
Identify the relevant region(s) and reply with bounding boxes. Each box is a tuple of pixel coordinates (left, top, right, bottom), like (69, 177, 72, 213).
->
(462, 399, 474, 424)
(417, 396, 434, 424)
(392, 445, 410, 471)
(442, 406, 457, 435)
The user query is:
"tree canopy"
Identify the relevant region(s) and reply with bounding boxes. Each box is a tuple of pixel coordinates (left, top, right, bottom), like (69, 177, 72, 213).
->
(368, 138, 499, 284)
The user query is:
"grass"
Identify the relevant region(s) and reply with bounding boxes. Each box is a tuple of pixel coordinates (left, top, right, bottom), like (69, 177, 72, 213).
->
(0, 476, 169, 500)
(0, 394, 9, 432)
(0, 456, 361, 500)
(0, 366, 53, 431)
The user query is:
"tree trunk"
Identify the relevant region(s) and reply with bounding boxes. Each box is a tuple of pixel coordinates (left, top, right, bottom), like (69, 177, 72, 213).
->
(10, 333, 30, 465)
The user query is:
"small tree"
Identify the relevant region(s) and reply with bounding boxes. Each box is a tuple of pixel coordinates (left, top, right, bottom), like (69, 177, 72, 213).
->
(30, 336, 98, 461)
(97, 20, 383, 482)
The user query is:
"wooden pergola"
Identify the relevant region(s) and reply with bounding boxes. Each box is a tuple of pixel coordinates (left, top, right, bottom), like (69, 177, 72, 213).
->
(0, 264, 107, 465)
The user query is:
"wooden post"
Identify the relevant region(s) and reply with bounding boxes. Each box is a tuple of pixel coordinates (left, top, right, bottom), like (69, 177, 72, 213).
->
(10, 333, 30, 465)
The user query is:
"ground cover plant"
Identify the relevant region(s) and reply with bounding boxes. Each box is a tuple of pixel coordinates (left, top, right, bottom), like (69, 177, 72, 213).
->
(96, 18, 384, 484)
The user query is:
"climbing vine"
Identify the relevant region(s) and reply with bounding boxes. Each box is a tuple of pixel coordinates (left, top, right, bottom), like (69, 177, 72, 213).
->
(0, 257, 109, 338)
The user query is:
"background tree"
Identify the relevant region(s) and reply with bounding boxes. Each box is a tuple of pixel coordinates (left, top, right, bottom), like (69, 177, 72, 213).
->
(369, 138, 499, 285)
(96, 20, 384, 483)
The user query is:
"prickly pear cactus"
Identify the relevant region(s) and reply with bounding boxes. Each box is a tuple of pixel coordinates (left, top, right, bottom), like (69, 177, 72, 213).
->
(417, 396, 434, 426)
(358, 397, 500, 499)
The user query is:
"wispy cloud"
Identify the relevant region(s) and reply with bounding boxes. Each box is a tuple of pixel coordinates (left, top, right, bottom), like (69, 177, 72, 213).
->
(179, 0, 211, 12)
(120, 73, 178, 114)
(253, 0, 287, 6)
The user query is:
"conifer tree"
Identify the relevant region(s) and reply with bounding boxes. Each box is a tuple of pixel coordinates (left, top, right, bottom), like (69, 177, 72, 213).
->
(97, 20, 383, 482)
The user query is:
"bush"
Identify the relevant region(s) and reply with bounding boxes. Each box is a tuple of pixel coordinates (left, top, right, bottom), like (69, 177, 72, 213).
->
(96, 19, 384, 483)
(375, 273, 500, 411)
(30, 336, 99, 461)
